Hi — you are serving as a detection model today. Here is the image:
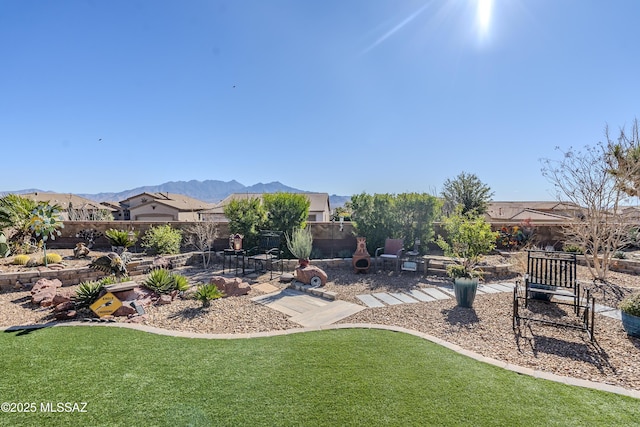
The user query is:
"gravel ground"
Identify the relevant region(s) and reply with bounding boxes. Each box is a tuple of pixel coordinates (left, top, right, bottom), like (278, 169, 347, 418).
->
(1, 250, 639, 392)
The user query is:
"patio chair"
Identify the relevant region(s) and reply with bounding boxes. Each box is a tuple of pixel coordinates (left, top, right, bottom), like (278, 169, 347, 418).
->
(375, 238, 404, 271)
(246, 231, 284, 279)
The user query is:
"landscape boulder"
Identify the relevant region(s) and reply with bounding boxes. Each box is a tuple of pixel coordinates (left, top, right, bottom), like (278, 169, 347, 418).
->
(30, 278, 62, 307)
(210, 276, 250, 296)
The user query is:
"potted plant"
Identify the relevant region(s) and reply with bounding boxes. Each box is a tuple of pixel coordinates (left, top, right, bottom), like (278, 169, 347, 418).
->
(105, 229, 137, 254)
(285, 227, 313, 267)
(619, 292, 640, 338)
(437, 209, 498, 308)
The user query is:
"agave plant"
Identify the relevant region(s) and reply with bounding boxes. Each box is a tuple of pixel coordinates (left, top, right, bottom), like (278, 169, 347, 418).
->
(172, 273, 190, 292)
(143, 268, 176, 294)
(74, 281, 105, 308)
(193, 283, 224, 307)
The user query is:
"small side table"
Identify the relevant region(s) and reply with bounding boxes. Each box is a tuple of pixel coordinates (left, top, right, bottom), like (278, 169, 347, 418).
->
(223, 249, 245, 276)
(401, 251, 420, 273)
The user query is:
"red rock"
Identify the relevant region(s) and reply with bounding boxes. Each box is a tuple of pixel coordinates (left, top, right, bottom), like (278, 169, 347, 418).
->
(54, 310, 77, 320)
(52, 289, 73, 305)
(158, 294, 173, 305)
(31, 278, 62, 307)
(295, 265, 328, 286)
(54, 301, 75, 312)
(210, 276, 250, 296)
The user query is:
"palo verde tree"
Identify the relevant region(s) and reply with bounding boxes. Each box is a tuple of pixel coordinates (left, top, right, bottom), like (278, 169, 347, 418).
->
(441, 172, 494, 216)
(223, 197, 267, 249)
(349, 192, 440, 254)
(262, 192, 310, 236)
(542, 141, 634, 282)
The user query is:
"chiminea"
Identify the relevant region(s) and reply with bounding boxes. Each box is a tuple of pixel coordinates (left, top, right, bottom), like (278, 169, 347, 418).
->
(352, 237, 371, 273)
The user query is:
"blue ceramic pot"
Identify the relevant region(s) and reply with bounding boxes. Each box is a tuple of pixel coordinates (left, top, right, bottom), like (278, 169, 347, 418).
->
(453, 277, 479, 308)
(621, 312, 640, 338)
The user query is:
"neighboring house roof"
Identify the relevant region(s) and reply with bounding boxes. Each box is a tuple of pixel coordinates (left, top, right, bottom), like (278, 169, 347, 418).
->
(19, 192, 115, 211)
(486, 201, 577, 221)
(509, 209, 573, 222)
(123, 192, 214, 211)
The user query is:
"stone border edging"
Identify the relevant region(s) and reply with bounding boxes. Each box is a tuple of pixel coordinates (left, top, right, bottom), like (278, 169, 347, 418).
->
(2, 321, 638, 400)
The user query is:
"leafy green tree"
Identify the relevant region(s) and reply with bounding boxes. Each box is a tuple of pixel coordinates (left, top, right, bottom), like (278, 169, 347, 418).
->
(436, 207, 498, 278)
(263, 192, 310, 236)
(349, 192, 440, 254)
(441, 172, 494, 216)
(29, 203, 64, 266)
(223, 197, 267, 249)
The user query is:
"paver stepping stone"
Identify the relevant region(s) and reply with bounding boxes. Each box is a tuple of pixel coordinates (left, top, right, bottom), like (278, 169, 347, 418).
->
(252, 289, 328, 317)
(252, 283, 280, 293)
(404, 289, 436, 302)
(356, 294, 386, 308)
(477, 284, 501, 294)
(372, 292, 404, 305)
(436, 286, 456, 297)
(419, 288, 451, 300)
(487, 283, 514, 292)
(389, 292, 419, 303)
(289, 301, 366, 327)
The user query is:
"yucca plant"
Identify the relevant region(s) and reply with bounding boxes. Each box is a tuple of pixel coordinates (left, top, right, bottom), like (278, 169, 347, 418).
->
(12, 254, 31, 265)
(74, 280, 105, 308)
(143, 268, 176, 294)
(194, 283, 224, 307)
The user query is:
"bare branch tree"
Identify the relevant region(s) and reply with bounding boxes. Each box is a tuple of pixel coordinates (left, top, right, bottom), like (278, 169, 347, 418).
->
(541, 142, 634, 281)
(186, 221, 219, 269)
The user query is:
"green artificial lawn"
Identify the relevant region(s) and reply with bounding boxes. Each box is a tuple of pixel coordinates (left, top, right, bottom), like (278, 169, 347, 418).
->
(0, 326, 637, 426)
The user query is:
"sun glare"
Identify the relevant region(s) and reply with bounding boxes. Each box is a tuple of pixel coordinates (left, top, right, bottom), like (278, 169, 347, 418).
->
(477, 0, 493, 34)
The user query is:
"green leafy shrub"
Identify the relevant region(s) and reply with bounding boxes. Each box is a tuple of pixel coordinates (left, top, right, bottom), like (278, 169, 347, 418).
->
(105, 229, 136, 248)
(620, 292, 640, 317)
(41, 252, 62, 264)
(12, 254, 31, 265)
(74, 281, 105, 308)
(143, 268, 188, 294)
(141, 225, 182, 255)
(562, 244, 584, 254)
(193, 283, 224, 307)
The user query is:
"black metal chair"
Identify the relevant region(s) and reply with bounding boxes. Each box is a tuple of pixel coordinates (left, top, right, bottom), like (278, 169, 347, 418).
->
(246, 231, 284, 279)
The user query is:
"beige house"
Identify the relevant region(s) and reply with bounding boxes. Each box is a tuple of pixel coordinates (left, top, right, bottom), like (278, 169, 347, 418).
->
(117, 192, 214, 221)
(19, 192, 115, 220)
(486, 201, 578, 223)
(200, 192, 331, 222)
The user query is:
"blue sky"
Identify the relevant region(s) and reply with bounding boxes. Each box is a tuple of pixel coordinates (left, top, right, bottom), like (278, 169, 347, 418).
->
(2, 0, 639, 201)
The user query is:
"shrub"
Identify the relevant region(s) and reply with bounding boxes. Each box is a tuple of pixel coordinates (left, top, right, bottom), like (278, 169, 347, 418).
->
(143, 268, 187, 294)
(285, 227, 313, 260)
(613, 251, 627, 259)
(74, 281, 105, 308)
(141, 225, 182, 255)
(193, 283, 224, 307)
(12, 254, 31, 265)
(41, 252, 62, 264)
(562, 244, 584, 254)
(105, 229, 136, 248)
(620, 292, 640, 317)
(172, 274, 190, 292)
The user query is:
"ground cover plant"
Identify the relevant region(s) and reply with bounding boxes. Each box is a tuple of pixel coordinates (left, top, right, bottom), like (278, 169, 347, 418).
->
(0, 327, 636, 426)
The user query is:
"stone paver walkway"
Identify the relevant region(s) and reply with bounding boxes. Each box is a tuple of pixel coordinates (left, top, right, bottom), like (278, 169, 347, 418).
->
(252, 288, 365, 327)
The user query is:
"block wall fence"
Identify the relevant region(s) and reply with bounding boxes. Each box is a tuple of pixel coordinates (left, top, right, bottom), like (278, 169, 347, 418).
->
(48, 220, 567, 254)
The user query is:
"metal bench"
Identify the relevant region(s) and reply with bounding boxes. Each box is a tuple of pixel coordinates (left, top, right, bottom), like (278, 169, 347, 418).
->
(512, 250, 596, 340)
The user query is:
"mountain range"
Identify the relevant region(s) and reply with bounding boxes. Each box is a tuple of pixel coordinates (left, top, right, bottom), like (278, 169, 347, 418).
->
(2, 180, 351, 208)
